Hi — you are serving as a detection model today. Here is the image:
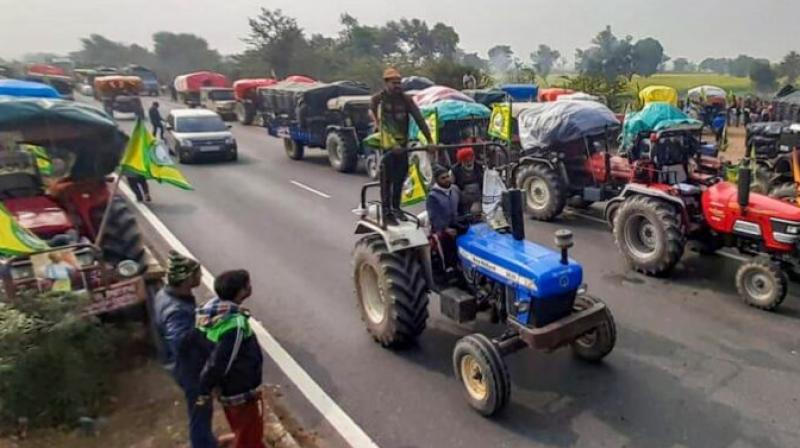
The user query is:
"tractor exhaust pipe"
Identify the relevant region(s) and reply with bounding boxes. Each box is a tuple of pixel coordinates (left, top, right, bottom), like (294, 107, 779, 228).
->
(738, 165, 752, 209)
(554, 229, 574, 265)
(504, 189, 525, 241)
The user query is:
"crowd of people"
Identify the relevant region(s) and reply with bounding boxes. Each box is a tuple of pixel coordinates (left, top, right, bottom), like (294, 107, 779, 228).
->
(725, 95, 775, 127)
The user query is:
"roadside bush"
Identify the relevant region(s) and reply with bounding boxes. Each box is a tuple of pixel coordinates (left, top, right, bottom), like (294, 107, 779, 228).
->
(0, 292, 117, 428)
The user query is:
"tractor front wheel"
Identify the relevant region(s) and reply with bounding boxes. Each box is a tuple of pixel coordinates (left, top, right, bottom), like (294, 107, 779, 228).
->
(570, 294, 616, 362)
(452, 334, 510, 417)
(516, 163, 566, 221)
(284, 138, 304, 160)
(236, 102, 254, 125)
(613, 195, 685, 276)
(353, 236, 429, 348)
(735, 258, 787, 311)
(327, 131, 358, 173)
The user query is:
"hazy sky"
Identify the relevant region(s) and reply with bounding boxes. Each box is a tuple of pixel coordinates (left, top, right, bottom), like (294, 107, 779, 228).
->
(0, 0, 795, 64)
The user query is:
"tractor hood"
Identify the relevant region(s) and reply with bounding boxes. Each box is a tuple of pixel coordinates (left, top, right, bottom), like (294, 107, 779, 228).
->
(457, 223, 583, 298)
(704, 182, 800, 222)
(2, 196, 73, 238)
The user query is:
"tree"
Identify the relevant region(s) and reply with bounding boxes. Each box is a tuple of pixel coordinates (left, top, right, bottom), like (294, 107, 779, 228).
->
(153, 32, 222, 80)
(530, 44, 560, 80)
(699, 57, 730, 74)
(488, 45, 514, 74)
(672, 57, 691, 72)
(750, 61, 778, 92)
(779, 51, 800, 84)
(575, 26, 634, 80)
(729, 54, 758, 77)
(430, 23, 459, 60)
(631, 37, 665, 77)
(245, 8, 309, 78)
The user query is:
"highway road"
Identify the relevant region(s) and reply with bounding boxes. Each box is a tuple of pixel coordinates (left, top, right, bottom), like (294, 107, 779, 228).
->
(103, 95, 800, 448)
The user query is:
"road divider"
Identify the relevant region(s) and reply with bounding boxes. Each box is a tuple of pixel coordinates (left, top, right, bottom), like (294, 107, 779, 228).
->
(117, 181, 378, 448)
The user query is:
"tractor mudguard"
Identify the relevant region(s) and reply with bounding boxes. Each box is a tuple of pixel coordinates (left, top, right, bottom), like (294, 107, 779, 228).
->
(353, 217, 429, 254)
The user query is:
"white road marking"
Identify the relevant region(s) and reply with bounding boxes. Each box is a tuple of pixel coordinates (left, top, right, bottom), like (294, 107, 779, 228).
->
(118, 182, 378, 448)
(290, 180, 331, 199)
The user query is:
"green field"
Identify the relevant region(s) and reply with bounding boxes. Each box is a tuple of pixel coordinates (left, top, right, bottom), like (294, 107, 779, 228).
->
(630, 73, 753, 95)
(546, 73, 755, 96)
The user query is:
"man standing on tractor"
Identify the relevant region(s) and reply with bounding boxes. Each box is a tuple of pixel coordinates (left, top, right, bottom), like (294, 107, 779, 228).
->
(153, 251, 218, 448)
(426, 164, 464, 271)
(196, 270, 265, 448)
(370, 68, 434, 225)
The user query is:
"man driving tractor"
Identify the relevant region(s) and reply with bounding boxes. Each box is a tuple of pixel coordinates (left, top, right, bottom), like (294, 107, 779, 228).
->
(369, 68, 434, 225)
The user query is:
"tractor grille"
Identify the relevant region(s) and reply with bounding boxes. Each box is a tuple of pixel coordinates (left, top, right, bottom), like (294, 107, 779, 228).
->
(192, 138, 227, 147)
(528, 291, 577, 328)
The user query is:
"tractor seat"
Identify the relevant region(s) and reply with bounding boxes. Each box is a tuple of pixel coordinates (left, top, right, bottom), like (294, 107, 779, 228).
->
(675, 183, 701, 196)
(658, 164, 688, 184)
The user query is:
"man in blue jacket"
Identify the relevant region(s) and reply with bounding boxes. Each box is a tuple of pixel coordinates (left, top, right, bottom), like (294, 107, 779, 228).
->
(426, 164, 465, 271)
(153, 251, 217, 448)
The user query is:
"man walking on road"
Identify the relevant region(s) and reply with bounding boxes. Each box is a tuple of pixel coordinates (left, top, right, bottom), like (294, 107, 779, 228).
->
(196, 270, 265, 448)
(153, 251, 218, 448)
(149, 101, 164, 139)
(370, 68, 434, 225)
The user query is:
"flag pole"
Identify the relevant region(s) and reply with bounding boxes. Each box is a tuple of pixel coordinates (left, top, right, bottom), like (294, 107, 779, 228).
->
(94, 170, 123, 248)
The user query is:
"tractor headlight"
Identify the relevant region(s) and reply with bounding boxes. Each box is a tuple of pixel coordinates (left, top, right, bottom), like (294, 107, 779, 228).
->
(117, 260, 141, 278)
(786, 225, 800, 235)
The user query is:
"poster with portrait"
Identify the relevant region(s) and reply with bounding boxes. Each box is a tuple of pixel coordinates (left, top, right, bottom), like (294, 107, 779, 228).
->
(29, 248, 86, 294)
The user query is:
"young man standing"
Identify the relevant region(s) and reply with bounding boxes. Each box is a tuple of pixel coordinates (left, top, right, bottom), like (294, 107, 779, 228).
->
(153, 251, 217, 448)
(370, 68, 434, 224)
(196, 270, 265, 448)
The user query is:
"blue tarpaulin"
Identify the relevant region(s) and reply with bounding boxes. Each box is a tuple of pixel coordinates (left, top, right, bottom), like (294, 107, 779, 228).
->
(621, 103, 702, 150)
(500, 84, 539, 102)
(0, 79, 60, 98)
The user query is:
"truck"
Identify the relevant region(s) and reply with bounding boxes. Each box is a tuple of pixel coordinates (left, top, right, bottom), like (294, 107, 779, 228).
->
(233, 78, 277, 125)
(123, 65, 160, 96)
(173, 71, 229, 106)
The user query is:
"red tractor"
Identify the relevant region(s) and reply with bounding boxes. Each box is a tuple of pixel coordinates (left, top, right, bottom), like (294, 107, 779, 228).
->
(608, 124, 800, 311)
(0, 96, 159, 315)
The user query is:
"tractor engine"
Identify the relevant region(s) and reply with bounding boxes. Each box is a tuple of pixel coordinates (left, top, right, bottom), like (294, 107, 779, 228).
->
(456, 223, 583, 328)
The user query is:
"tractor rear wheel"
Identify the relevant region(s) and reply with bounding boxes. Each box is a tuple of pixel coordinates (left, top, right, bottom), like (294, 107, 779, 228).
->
(570, 294, 616, 362)
(613, 195, 685, 276)
(735, 258, 787, 311)
(452, 333, 510, 417)
(96, 197, 146, 266)
(768, 183, 797, 204)
(284, 138, 304, 160)
(327, 131, 358, 173)
(353, 236, 429, 348)
(516, 163, 566, 221)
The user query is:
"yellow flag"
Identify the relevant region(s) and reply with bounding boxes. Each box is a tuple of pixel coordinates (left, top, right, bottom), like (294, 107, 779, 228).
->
(0, 204, 49, 256)
(401, 162, 427, 206)
(418, 110, 439, 145)
(120, 120, 192, 190)
(20, 145, 53, 176)
(488, 103, 512, 142)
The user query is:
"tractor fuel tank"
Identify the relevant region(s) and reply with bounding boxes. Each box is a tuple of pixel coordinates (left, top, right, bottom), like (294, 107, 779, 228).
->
(457, 224, 582, 326)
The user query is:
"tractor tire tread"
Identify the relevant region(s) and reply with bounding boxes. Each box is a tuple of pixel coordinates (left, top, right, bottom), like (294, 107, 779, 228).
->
(613, 195, 685, 276)
(516, 163, 566, 221)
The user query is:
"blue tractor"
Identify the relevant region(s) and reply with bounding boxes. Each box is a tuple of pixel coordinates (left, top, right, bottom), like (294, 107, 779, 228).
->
(352, 144, 616, 416)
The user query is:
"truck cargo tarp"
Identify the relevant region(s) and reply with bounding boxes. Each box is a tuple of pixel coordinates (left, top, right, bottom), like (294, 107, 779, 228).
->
(772, 91, 800, 122)
(233, 78, 276, 100)
(0, 97, 126, 178)
(687, 85, 727, 101)
(621, 103, 702, 150)
(174, 71, 229, 92)
(557, 92, 601, 102)
(261, 81, 370, 117)
(0, 80, 60, 98)
(537, 88, 574, 102)
(518, 101, 619, 149)
(413, 86, 474, 107)
(463, 89, 508, 107)
(402, 76, 434, 92)
(409, 100, 490, 138)
(638, 85, 678, 107)
(500, 84, 538, 102)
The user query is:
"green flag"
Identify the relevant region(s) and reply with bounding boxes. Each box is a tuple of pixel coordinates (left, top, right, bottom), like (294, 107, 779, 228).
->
(120, 120, 193, 190)
(20, 144, 53, 176)
(0, 204, 49, 256)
